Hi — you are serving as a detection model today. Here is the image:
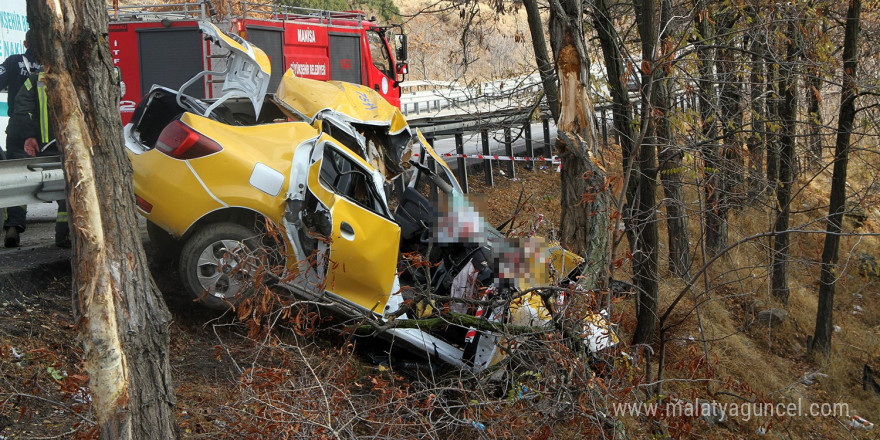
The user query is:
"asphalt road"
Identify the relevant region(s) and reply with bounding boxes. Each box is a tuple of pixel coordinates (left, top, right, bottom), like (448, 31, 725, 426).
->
(0, 204, 149, 291)
(0, 203, 71, 292)
(0, 203, 59, 250)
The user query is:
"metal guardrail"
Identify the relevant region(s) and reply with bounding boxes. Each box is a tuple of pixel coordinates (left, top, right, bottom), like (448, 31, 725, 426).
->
(400, 74, 542, 116)
(409, 107, 540, 137)
(0, 156, 65, 208)
(405, 81, 696, 193)
(403, 74, 694, 141)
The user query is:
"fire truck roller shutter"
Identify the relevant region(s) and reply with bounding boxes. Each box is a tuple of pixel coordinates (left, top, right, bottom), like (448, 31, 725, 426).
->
(329, 33, 362, 85)
(245, 27, 284, 92)
(138, 28, 205, 98)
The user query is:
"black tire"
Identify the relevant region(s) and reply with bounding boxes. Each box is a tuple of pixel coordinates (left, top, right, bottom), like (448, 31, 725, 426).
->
(178, 222, 263, 310)
(146, 221, 181, 266)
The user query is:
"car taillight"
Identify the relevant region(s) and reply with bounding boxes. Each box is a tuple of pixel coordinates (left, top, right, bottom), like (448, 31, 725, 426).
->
(155, 120, 222, 159)
(136, 195, 153, 213)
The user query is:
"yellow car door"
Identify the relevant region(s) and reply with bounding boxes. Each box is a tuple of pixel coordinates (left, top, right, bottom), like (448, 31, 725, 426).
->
(303, 140, 400, 314)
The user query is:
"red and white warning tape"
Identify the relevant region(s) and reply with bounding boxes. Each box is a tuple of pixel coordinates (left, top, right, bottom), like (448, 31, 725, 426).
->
(412, 152, 561, 164)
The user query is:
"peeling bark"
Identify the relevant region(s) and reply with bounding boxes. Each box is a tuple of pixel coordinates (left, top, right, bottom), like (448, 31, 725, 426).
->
(28, 1, 177, 438)
(549, 0, 610, 291)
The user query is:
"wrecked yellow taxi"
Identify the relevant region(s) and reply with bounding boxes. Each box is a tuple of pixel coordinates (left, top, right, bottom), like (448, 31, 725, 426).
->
(123, 22, 617, 371)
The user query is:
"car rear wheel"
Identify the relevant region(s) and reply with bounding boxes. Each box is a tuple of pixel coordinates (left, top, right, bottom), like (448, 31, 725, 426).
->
(179, 222, 264, 310)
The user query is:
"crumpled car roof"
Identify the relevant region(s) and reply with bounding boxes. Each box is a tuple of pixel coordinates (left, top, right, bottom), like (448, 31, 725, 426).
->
(276, 71, 410, 135)
(276, 70, 413, 180)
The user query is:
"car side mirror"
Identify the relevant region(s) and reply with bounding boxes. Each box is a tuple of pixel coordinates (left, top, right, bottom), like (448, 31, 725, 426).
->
(394, 34, 407, 62)
(396, 62, 408, 77)
(113, 66, 126, 96)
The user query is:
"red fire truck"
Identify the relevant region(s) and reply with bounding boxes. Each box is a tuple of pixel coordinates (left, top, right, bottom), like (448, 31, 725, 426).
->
(107, 1, 408, 124)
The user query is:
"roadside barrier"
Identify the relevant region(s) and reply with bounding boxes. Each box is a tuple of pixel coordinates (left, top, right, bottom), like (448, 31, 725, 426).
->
(412, 152, 561, 164)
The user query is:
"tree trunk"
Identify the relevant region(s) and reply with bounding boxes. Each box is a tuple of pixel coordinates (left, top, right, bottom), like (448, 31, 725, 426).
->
(812, 0, 860, 356)
(765, 60, 781, 184)
(807, 69, 823, 161)
(706, 12, 741, 258)
(654, 0, 690, 279)
(523, 0, 559, 123)
(28, 1, 177, 438)
(746, 26, 767, 200)
(806, 18, 826, 163)
(694, 0, 724, 259)
(770, 21, 799, 304)
(591, 0, 638, 250)
(549, 0, 610, 291)
(630, 0, 660, 345)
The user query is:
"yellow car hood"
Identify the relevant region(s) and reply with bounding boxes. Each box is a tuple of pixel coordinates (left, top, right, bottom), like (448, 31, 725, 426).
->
(276, 71, 409, 134)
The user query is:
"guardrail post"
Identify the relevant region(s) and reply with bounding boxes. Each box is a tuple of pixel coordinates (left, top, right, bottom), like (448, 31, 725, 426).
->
(542, 117, 552, 158)
(600, 107, 608, 148)
(524, 121, 534, 170)
(613, 112, 620, 145)
(455, 131, 468, 193)
(481, 129, 494, 187)
(425, 136, 438, 202)
(504, 127, 515, 179)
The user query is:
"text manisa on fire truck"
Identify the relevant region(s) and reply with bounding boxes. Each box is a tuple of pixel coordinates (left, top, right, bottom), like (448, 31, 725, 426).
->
(108, 1, 408, 124)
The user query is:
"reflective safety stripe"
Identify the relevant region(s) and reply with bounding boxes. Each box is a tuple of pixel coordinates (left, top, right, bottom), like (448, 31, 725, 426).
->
(37, 76, 49, 144)
(56, 211, 68, 222)
(23, 78, 32, 91)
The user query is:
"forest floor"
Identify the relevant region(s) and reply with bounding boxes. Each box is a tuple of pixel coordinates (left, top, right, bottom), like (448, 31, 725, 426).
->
(1, 159, 879, 439)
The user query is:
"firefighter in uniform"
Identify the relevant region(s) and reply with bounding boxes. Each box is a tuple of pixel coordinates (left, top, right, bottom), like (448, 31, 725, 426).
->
(0, 30, 43, 158)
(1, 30, 46, 246)
(3, 71, 70, 248)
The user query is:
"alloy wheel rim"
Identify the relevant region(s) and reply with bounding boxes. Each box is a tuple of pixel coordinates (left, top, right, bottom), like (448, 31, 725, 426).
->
(196, 239, 249, 299)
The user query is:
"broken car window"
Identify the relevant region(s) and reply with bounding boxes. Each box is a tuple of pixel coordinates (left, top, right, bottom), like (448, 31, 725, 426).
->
(319, 147, 385, 215)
